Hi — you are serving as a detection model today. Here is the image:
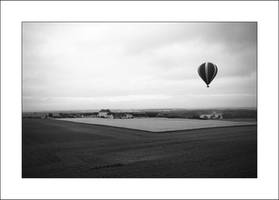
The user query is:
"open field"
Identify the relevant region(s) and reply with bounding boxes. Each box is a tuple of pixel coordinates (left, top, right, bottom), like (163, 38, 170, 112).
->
(23, 119, 257, 178)
(58, 117, 256, 132)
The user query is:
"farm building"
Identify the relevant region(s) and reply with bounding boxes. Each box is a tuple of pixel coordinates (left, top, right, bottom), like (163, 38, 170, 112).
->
(124, 113, 133, 119)
(97, 109, 133, 119)
(97, 109, 111, 118)
(200, 112, 223, 120)
(112, 113, 133, 119)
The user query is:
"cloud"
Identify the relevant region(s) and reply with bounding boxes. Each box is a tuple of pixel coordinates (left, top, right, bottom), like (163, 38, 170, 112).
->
(23, 23, 257, 111)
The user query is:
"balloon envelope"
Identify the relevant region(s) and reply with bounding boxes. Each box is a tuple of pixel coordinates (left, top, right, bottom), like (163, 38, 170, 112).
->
(198, 62, 218, 87)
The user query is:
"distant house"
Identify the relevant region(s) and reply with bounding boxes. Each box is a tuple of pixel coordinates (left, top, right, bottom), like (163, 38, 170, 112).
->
(97, 110, 133, 119)
(199, 114, 211, 119)
(114, 112, 134, 119)
(124, 113, 133, 119)
(107, 113, 115, 119)
(213, 113, 223, 119)
(97, 109, 111, 118)
(200, 112, 223, 120)
(110, 112, 121, 119)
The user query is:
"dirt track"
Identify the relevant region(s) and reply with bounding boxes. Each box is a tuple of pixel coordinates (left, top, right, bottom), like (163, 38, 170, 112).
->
(22, 119, 257, 178)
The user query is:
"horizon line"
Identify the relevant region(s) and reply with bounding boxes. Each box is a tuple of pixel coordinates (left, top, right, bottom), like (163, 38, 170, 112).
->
(23, 106, 257, 113)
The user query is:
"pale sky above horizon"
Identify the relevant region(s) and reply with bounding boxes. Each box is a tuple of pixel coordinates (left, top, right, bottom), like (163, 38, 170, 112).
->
(23, 23, 257, 112)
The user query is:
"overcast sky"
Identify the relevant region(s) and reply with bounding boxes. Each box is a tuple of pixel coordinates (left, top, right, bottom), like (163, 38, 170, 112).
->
(23, 22, 257, 112)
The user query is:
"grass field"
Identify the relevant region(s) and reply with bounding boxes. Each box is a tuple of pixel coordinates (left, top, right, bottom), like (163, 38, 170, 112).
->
(22, 119, 257, 178)
(57, 117, 256, 132)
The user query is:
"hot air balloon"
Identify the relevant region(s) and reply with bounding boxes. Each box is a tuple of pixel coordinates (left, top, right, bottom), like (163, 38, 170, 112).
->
(198, 62, 218, 88)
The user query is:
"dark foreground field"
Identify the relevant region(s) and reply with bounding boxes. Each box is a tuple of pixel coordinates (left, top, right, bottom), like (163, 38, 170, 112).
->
(22, 119, 257, 178)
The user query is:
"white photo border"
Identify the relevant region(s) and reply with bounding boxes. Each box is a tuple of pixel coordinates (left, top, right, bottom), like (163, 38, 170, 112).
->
(1, 1, 278, 199)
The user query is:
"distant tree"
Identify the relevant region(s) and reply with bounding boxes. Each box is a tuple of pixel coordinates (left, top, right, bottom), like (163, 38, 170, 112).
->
(145, 112, 159, 117)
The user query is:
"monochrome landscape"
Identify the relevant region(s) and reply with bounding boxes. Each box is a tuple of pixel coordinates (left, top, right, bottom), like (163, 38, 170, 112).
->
(23, 22, 257, 178)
